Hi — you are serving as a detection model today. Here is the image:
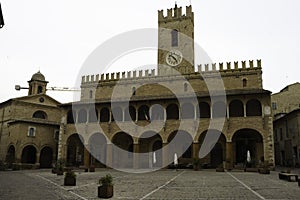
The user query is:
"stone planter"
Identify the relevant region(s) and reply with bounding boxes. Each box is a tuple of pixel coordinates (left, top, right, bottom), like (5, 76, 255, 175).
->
(98, 185, 113, 198)
(64, 176, 76, 186)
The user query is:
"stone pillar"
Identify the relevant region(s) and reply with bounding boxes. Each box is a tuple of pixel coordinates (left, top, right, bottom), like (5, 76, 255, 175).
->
(226, 142, 233, 170)
(192, 142, 199, 159)
(83, 145, 90, 168)
(162, 143, 169, 168)
(106, 143, 112, 168)
(133, 143, 139, 169)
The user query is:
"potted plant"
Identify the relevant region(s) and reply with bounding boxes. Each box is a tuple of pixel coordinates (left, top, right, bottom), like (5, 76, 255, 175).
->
(98, 174, 113, 198)
(54, 159, 64, 175)
(192, 158, 200, 171)
(64, 170, 76, 186)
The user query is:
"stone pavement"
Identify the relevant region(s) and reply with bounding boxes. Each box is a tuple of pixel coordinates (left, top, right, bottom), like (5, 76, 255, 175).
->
(1, 168, 300, 200)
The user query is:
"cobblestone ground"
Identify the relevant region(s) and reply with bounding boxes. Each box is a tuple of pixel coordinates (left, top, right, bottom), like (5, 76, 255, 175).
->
(1, 168, 300, 200)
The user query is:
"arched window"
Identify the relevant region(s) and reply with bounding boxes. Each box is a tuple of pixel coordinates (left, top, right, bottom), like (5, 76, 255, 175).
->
(32, 111, 47, 119)
(132, 87, 136, 96)
(246, 99, 262, 116)
(67, 110, 75, 124)
(37, 86, 43, 94)
(100, 107, 110, 122)
(138, 105, 150, 121)
(212, 101, 227, 118)
(171, 29, 178, 47)
(242, 78, 247, 87)
(150, 104, 164, 121)
(181, 103, 194, 119)
(111, 107, 123, 122)
(124, 106, 136, 121)
(184, 83, 188, 92)
(199, 102, 210, 118)
(88, 108, 98, 123)
(229, 100, 244, 117)
(78, 109, 87, 123)
(166, 104, 179, 120)
(89, 90, 93, 99)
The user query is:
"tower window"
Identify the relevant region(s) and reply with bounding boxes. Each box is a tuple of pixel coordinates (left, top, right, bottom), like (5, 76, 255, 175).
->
(89, 90, 93, 99)
(132, 87, 136, 96)
(184, 83, 188, 92)
(171, 30, 178, 47)
(37, 86, 43, 94)
(242, 78, 247, 87)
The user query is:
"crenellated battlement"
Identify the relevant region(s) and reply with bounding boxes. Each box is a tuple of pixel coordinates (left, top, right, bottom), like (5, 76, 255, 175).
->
(198, 59, 262, 72)
(158, 4, 193, 22)
(81, 69, 157, 84)
(81, 59, 262, 84)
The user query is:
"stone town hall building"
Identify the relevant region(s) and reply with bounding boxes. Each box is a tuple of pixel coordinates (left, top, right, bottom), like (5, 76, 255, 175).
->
(0, 5, 274, 170)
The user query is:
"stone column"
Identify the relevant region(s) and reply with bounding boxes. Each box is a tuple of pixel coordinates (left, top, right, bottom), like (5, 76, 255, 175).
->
(106, 143, 112, 168)
(162, 142, 169, 168)
(226, 142, 233, 170)
(83, 145, 90, 168)
(133, 143, 139, 169)
(192, 142, 199, 159)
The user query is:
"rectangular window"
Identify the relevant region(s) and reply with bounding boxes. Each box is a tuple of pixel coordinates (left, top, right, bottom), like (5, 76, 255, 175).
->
(27, 127, 36, 137)
(54, 130, 59, 141)
(272, 102, 277, 110)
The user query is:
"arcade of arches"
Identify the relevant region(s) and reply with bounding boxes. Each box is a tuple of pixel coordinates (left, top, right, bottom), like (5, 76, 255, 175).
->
(63, 128, 265, 169)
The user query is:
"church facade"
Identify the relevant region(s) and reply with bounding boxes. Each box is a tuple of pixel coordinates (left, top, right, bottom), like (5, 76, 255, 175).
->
(58, 5, 275, 170)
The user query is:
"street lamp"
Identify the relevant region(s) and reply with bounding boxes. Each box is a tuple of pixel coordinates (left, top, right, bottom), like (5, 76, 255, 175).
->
(0, 3, 4, 28)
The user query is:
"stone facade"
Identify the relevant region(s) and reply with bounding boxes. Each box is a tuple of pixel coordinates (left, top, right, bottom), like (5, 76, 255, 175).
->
(273, 109, 300, 167)
(0, 72, 61, 168)
(59, 5, 274, 170)
(271, 82, 300, 119)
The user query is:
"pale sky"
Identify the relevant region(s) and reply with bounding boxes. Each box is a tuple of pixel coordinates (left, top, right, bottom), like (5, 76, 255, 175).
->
(0, 0, 299, 103)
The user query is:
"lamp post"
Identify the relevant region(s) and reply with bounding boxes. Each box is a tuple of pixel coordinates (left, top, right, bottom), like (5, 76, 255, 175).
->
(0, 2, 4, 28)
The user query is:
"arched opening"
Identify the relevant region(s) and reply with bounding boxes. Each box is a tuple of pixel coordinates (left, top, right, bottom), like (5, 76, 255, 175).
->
(124, 106, 136, 121)
(243, 78, 247, 87)
(66, 134, 84, 167)
(88, 108, 98, 123)
(246, 99, 262, 116)
(198, 130, 226, 168)
(212, 101, 226, 118)
(78, 109, 87, 123)
(166, 104, 179, 120)
(88, 133, 107, 167)
(111, 107, 123, 122)
(150, 104, 164, 121)
(229, 100, 244, 117)
(232, 129, 263, 167)
(168, 130, 193, 167)
(33, 110, 47, 119)
(139, 132, 163, 168)
(100, 107, 110, 122)
(171, 29, 178, 47)
(40, 146, 53, 168)
(138, 105, 149, 121)
(199, 102, 210, 118)
(37, 86, 43, 94)
(67, 110, 75, 124)
(21, 145, 37, 164)
(89, 90, 93, 99)
(5, 145, 15, 168)
(181, 103, 194, 119)
(112, 132, 133, 168)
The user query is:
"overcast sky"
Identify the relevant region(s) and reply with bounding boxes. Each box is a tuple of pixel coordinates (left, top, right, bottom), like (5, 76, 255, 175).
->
(0, 0, 299, 103)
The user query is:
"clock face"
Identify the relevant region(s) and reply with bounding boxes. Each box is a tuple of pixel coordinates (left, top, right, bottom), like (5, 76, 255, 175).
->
(166, 50, 183, 66)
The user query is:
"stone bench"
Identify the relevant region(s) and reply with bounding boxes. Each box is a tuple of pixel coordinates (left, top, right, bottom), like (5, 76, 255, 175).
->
(278, 172, 298, 182)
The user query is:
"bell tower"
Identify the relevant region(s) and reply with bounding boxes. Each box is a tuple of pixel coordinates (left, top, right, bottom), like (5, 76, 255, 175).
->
(157, 4, 195, 75)
(28, 71, 48, 95)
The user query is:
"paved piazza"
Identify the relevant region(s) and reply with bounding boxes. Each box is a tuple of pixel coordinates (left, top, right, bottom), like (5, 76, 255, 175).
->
(1, 169, 300, 199)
